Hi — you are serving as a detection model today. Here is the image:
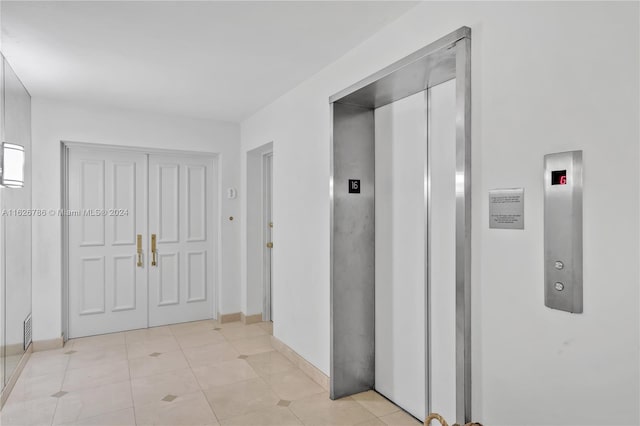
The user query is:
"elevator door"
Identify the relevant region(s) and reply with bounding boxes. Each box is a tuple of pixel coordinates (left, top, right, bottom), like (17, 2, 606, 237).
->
(374, 78, 457, 420)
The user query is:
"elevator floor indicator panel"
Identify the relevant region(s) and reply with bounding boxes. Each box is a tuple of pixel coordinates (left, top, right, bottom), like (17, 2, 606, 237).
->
(544, 151, 583, 313)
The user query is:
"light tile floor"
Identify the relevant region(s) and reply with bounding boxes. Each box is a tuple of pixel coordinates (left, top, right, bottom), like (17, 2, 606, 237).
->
(0, 320, 422, 426)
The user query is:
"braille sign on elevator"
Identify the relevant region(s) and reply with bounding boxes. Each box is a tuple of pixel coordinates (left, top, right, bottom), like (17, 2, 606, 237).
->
(348, 179, 360, 194)
(489, 188, 525, 229)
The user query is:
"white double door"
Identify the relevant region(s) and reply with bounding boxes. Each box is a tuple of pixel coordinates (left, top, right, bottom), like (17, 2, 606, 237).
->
(68, 148, 216, 338)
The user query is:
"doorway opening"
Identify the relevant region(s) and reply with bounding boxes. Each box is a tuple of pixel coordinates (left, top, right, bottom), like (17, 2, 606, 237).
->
(330, 27, 471, 424)
(246, 142, 274, 325)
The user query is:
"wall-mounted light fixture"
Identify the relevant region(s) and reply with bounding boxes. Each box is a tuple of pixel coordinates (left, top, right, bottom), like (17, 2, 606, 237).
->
(1, 142, 25, 188)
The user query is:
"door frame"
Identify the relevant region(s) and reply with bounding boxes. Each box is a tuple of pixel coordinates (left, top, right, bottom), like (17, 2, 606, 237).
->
(61, 141, 221, 342)
(329, 27, 471, 423)
(245, 141, 273, 323)
(262, 152, 273, 322)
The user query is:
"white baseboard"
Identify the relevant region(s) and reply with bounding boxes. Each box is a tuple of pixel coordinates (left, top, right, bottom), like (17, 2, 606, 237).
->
(0, 344, 33, 409)
(32, 337, 64, 352)
(270, 335, 329, 391)
(219, 312, 242, 323)
(241, 313, 263, 325)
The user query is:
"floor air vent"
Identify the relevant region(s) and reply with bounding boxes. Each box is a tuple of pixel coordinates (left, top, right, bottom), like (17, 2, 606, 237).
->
(24, 313, 32, 350)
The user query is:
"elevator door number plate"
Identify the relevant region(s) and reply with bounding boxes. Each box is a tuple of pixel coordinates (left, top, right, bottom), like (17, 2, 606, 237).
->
(489, 188, 524, 229)
(348, 179, 360, 194)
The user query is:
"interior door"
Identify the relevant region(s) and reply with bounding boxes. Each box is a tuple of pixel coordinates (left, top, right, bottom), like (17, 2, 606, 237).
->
(148, 154, 215, 327)
(68, 148, 148, 338)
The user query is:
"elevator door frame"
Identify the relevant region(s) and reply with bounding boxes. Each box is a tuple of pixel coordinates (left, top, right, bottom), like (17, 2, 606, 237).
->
(329, 27, 471, 423)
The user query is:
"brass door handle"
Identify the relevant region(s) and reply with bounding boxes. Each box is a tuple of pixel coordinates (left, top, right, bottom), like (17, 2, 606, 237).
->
(266, 242, 273, 248)
(151, 234, 157, 266)
(136, 234, 143, 267)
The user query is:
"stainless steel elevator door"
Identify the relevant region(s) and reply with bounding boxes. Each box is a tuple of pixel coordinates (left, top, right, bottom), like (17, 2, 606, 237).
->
(374, 78, 457, 421)
(375, 90, 427, 420)
(428, 79, 457, 420)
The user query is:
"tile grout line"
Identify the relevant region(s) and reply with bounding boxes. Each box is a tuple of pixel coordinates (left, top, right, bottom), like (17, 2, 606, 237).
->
(124, 333, 139, 426)
(210, 322, 288, 424)
(179, 320, 222, 425)
(212, 320, 271, 423)
(284, 399, 306, 426)
(350, 391, 402, 420)
(208, 320, 305, 425)
(61, 333, 135, 425)
(48, 340, 72, 426)
(18, 321, 408, 426)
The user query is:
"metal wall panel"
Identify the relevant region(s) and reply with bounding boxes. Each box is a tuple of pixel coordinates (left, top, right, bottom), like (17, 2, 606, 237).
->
(330, 103, 375, 398)
(543, 151, 583, 313)
(454, 37, 472, 423)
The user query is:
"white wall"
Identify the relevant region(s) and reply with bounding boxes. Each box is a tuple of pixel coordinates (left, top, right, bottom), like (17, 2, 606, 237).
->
(31, 99, 241, 343)
(241, 2, 640, 425)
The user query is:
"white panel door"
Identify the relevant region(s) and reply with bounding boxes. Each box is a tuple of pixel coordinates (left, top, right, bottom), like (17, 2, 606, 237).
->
(68, 149, 148, 338)
(148, 155, 215, 326)
(375, 90, 427, 420)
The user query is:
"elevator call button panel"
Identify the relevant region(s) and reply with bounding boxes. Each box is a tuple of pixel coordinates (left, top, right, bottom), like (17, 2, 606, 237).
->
(544, 150, 583, 313)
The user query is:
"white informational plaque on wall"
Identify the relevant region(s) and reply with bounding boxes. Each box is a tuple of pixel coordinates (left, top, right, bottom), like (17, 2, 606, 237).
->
(489, 188, 524, 229)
